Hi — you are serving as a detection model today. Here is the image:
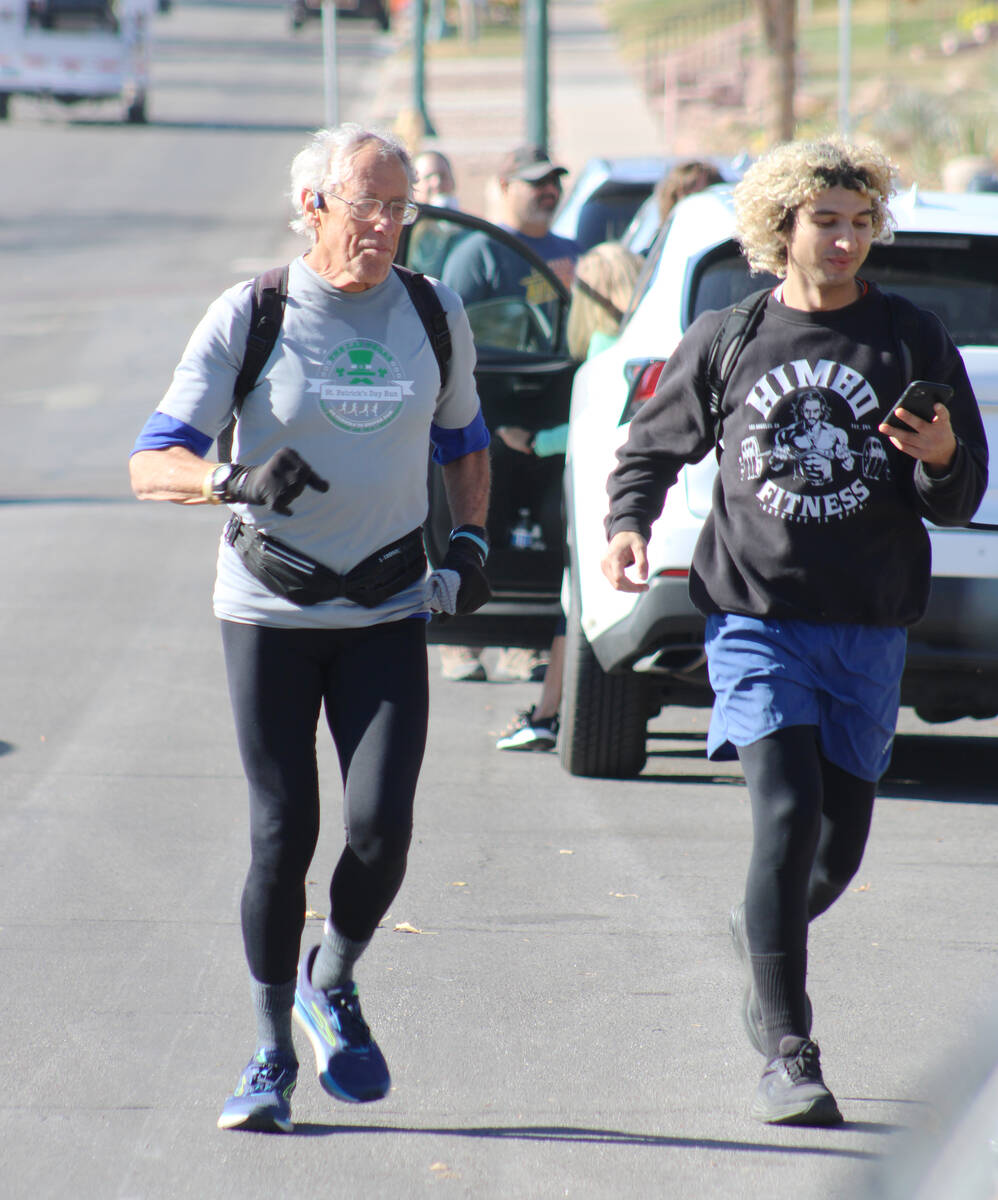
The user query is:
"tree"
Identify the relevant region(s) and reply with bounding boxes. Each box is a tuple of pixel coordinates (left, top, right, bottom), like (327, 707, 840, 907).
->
(758, 0, 796, 140)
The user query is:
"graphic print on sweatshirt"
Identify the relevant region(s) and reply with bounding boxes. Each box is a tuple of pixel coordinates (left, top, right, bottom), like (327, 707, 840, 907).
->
(735, 357, 892, 524)
(309, 338, 415, 434)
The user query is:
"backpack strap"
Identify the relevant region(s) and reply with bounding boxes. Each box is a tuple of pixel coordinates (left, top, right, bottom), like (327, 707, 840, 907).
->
(704, 287, 771, 454)
(392, 263, 451, 392)
(218, 265, 290, 462)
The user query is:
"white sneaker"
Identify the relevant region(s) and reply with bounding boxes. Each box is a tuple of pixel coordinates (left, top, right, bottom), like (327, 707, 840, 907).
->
(439, 645, 487, 682)
(494, 647, 548, 682)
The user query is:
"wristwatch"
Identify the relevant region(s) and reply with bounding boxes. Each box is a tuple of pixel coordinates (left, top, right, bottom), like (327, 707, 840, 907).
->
(209, 462, 236, 504)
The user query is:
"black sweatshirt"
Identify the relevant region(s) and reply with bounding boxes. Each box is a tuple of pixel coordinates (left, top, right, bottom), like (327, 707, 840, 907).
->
(605, 284, 989, 627)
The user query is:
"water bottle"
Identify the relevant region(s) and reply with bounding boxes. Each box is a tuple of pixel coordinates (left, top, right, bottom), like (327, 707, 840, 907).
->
(510, 508, 534, 549)
(528, 519, 546, 552)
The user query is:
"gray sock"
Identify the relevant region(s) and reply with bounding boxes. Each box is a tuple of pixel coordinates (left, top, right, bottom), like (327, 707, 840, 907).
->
(249, 975, 297, 1059)
(310, 921, 370, 992)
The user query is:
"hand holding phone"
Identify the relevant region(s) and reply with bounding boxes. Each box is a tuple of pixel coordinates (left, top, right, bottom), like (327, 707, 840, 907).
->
(882, 380, 954, 433)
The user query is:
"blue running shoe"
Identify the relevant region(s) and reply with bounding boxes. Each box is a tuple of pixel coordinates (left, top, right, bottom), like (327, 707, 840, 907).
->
(293, 946, 391, 1103)
(217, 1049, 297, 1133)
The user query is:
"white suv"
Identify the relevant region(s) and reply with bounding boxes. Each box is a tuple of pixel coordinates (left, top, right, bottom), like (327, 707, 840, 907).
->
(561, 184, 998, 778)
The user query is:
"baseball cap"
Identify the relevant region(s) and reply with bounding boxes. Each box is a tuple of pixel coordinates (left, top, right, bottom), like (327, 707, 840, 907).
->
(500, 145, 568, 183)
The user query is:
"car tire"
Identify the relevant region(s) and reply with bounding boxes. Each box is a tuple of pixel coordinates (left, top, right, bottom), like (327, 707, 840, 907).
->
(559, 575, 649, 778)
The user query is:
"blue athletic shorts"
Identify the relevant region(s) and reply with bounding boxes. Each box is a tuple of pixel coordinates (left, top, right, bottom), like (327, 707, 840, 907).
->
(704, 613, 907, 782)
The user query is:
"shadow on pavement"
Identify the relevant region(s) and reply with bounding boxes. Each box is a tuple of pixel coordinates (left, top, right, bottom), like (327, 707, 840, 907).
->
(643, 729, 998, 804)
(66, 119, 315, 134)
(0, 496, 137, 506)
(884, 734, 998, 804)
(283, 1123, 884, 1159)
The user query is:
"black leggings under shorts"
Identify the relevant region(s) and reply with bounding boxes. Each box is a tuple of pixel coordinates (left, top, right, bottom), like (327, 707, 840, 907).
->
(221, 617, 429, 984)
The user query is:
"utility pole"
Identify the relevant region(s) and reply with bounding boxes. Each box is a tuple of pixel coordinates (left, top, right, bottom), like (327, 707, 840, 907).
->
(838, 0, 852, 135)
(758, 0, 796, 141)
(321, 0, 339, 127)
(412, 0, 437, 136)
(525, 0, 548, 148)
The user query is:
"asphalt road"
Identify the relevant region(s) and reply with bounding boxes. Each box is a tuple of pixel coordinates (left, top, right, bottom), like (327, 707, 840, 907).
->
(1, 5, 997, 1198)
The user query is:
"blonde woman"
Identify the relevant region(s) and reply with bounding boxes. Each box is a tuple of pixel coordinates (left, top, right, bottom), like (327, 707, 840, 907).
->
(494, 241, 641, 750)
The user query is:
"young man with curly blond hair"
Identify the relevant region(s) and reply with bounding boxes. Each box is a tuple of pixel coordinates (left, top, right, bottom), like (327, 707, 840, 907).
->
(602, 138, 988, 1125)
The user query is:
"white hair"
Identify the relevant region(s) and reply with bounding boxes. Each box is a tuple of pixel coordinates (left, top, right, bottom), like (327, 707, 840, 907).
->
(288, 124, 415, 242)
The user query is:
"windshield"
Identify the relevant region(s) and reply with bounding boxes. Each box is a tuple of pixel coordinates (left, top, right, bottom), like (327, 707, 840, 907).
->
(686, 234, 998, 346)
(569, 185, 654, 252)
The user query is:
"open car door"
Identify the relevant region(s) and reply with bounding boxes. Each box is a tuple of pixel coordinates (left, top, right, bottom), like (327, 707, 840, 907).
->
(397, 205, 577, 649)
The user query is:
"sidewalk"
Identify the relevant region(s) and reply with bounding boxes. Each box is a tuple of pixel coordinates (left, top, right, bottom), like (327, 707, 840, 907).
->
(370, 0, 666, 214)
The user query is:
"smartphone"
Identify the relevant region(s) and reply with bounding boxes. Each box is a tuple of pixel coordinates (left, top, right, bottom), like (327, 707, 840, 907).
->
(883, 380, 954, 432)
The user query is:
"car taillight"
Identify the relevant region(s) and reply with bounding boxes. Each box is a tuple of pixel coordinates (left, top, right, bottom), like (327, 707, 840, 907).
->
(620, 359, 667, 425)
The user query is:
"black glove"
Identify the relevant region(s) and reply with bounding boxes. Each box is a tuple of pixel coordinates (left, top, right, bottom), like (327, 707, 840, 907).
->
(225, 448, 329, 516)
(440, 524, 492, 615)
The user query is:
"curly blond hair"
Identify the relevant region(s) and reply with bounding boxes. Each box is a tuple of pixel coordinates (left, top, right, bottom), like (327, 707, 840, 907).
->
(733, 138, 899, 277)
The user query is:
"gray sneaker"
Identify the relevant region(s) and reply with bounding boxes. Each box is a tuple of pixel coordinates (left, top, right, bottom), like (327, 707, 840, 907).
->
(729, 902, 812, 1055)
(751, 1036, 843, 1126)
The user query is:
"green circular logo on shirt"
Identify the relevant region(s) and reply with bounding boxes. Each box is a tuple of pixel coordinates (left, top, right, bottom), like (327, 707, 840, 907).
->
(315, 339, 413, 433)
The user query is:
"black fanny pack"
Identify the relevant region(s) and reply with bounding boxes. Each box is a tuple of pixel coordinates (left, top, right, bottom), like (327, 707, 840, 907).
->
(224, 517, 427, 608)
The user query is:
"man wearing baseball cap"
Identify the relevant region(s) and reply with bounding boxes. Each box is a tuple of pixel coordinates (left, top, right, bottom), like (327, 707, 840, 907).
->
(442, 143, 579, 305)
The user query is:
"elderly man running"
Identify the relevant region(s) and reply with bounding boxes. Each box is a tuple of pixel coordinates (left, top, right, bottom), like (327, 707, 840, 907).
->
(130, 123, 490, 1133)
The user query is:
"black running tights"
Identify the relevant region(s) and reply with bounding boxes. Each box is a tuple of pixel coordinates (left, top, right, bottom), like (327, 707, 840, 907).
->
(737, 725, 876, 1026)
(221, 618, 429, 984)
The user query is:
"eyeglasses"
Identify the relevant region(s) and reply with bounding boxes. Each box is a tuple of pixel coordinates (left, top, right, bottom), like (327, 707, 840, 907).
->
(324, 192, 419, 225)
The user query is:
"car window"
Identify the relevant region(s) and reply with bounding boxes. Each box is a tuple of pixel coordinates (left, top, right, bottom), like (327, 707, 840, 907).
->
(685, 235, 998, 346)
(618, 214, 675, 330)
(570, 184, 653, 252)
(687, 246, 778, 322)
(621, 194, 664, 257)
(864, 235, 998, 347)
(407, 212, 568, 355)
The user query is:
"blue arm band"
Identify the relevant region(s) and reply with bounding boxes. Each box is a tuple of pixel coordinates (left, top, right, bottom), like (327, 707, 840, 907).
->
(131, 412, 213, 457)
(430, 409, 490, 465)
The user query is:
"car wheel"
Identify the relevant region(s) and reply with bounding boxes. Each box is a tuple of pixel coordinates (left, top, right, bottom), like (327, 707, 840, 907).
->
(559, 575, 649, 778)
(0, 93, 10, 120)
